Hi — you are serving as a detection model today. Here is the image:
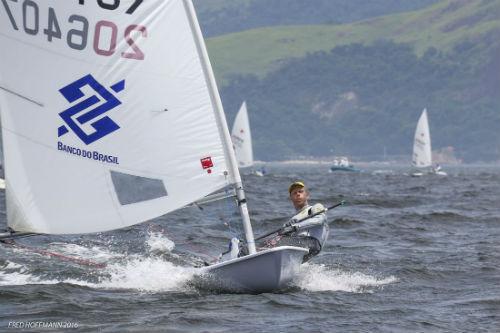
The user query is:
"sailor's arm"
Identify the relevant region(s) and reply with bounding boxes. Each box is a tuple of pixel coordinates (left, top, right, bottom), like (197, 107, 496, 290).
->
(292, 212, 326, 230)
(290, 203, 327, 230)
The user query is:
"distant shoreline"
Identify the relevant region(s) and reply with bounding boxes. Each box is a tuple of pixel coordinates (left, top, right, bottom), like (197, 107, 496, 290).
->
(255, 160, 499, 167)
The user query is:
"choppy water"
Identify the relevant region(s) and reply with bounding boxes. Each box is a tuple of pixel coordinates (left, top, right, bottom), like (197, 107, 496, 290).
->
(0, 163, 499, 332)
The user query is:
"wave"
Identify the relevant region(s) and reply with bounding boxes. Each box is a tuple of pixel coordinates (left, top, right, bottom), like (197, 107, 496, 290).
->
(146, 228, 176, 255)
(0, 258, 197, 293)
(0, 261, 59, 286)
(295, 263, 397, 293)
(399, 210, 473, 223)
(0, 233, 197, 293)
(71, 256, 197, 293)
(331, 218, 364, 226)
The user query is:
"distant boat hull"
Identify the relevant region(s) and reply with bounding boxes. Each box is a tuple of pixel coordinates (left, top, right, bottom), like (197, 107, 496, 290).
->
(411, 169, 447, 177)
(196, 246, 308, 293)
(330, 166, 360, 172)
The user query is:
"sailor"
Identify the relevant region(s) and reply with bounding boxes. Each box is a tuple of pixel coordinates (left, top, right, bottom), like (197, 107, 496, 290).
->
(266, 180, 329, 262)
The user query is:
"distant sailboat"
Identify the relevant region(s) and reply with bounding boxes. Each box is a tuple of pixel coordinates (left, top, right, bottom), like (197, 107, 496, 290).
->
(231, 101, 253, 168)
(411, 109, 447, 176)
(330, 156, 360, 173)
(0, 0, 304, 293)
(231, 102, 264, 176)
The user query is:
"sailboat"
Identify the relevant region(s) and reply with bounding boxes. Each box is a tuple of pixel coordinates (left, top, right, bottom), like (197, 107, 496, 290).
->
(231, 101, 264, 176)
(231, 101, 253, 168)
(329, 156, 360, 173)
(0, 0, 306, 293)
(411, 109, 447, 176)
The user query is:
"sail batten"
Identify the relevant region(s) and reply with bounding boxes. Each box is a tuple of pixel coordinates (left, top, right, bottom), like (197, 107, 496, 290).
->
(0, 0, 240, 234)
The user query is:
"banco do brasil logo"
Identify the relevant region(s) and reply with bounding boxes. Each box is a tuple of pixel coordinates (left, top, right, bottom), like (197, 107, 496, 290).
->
(58, 74, 125, 145)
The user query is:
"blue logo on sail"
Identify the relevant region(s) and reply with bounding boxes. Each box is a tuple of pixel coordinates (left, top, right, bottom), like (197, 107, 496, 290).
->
(58, 74, 125, 145)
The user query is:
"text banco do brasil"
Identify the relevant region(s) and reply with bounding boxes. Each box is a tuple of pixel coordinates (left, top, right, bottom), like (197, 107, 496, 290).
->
(58, 142, 119, 165)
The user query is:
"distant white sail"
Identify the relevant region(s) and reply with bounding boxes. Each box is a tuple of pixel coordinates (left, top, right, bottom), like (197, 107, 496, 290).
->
(0, 0, 239, 234)
(231, 101, 254, 167)
(412, 109, 432, 168)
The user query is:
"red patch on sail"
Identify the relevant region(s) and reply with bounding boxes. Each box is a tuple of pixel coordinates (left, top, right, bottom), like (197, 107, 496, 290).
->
(201, 157, 214, 173)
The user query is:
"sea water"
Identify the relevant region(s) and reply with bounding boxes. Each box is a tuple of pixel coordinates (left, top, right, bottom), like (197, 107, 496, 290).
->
(0, 163, 499, 332)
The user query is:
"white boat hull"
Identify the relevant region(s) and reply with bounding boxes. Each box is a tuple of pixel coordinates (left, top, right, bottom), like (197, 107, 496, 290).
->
(196, 246, 308, 293)
(411, 170, 447, 177)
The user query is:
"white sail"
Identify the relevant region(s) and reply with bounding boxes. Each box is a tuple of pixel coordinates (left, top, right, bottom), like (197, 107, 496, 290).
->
(231, 101, 253, 167)
(0, 0, 241, 234)
(412, 108, 432, 168)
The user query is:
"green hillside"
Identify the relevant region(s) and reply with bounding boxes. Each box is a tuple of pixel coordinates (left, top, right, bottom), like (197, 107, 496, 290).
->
(207, 0, 500, 84)
(195, 0, 438, 37)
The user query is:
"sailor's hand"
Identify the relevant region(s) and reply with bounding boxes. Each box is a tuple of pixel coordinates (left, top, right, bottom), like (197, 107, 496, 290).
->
(309, 203, 326, 215)
(279, 224, 297, 235)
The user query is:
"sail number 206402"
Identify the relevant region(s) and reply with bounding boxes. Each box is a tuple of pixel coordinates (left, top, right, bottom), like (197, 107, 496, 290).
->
(1, 0, 147, 60)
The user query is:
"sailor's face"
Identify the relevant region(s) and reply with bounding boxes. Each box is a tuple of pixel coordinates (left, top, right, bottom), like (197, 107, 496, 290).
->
(290, 187, 309, 209)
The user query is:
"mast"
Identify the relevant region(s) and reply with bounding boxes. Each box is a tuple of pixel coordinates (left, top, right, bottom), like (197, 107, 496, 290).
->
(183, 0, 256, 254)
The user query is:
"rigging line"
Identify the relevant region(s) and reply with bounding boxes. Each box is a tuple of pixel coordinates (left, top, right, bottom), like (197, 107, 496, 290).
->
(0, 85, 44, 107)
(222, 188, 239, 238)
(220, 174, 240, 238)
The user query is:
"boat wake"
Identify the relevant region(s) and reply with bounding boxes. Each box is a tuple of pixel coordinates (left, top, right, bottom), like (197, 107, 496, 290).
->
(146, 228, 176, 255)
(0, 261, 60, 286)
(0, 234, 197, 293)
(77, 257, 197, 292)
(0, 257, 196, 293)
(1, 234, 396, 294)
(295, 263, 397, 293)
